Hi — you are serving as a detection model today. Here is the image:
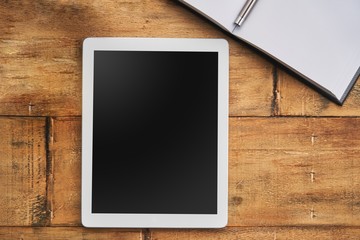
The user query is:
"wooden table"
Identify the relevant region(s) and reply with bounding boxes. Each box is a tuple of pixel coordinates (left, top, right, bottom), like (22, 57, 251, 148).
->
(1, 1, 359, 239)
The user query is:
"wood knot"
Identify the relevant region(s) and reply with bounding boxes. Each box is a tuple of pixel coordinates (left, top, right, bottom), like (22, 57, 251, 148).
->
(231, 196, 243, 206)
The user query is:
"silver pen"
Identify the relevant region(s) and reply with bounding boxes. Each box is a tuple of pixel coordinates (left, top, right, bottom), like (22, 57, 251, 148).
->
(234, 0, 258, 26)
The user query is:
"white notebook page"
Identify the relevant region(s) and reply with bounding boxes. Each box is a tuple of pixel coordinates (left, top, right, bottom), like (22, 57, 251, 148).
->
(233, 0, 360, 100)
(181, 0, 246, 32)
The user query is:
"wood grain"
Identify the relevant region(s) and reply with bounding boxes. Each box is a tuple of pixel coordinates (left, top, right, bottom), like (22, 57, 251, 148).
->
(229, 43, 274, 116)
(275, 69, 360, 116)
(1, 0, 360, 238)
(152, 227, 360, 240)
(0, 38, 81, 116)
(0, 0, 275, 117)
(0, 227, 141, 240)
(49, 117, 81, 225)
(40, 117, 360, 227)
(0, 117, 48, 226)
(229, 117, 360, 226)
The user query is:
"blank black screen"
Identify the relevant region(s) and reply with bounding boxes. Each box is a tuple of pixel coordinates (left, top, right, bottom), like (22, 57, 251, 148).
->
(92, 51, 218, 214)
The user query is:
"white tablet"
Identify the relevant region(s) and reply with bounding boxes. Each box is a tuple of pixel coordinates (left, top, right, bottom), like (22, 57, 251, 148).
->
(82, 38, 228, 228)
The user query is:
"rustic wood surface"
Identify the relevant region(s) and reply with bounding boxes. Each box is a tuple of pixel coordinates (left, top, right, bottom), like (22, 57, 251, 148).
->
(1, 0, 359, 239)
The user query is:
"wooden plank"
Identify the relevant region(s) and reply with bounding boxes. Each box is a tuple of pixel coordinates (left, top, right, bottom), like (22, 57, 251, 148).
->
(275, 69, 360, 116)
(49, 117, 81, 225)
(0, 0, 222, 39)
(152, 227, 360, 240)
(0, 0, 274, 117)
(47, 117, 360, 227)
(229, 44, 274, 117)
(0, 227, 141, 240)
(0, 117, 47, 226)
(229, 117, 360, 226)
(2, 226, 360, 240)
(0, 38, 81, 116)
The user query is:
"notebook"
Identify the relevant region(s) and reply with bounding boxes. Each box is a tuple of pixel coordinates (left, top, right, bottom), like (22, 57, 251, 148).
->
(179, 0, 360, 104)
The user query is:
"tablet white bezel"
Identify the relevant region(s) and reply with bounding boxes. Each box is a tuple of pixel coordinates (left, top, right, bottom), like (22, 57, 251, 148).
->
(82, 38, 228, 228)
